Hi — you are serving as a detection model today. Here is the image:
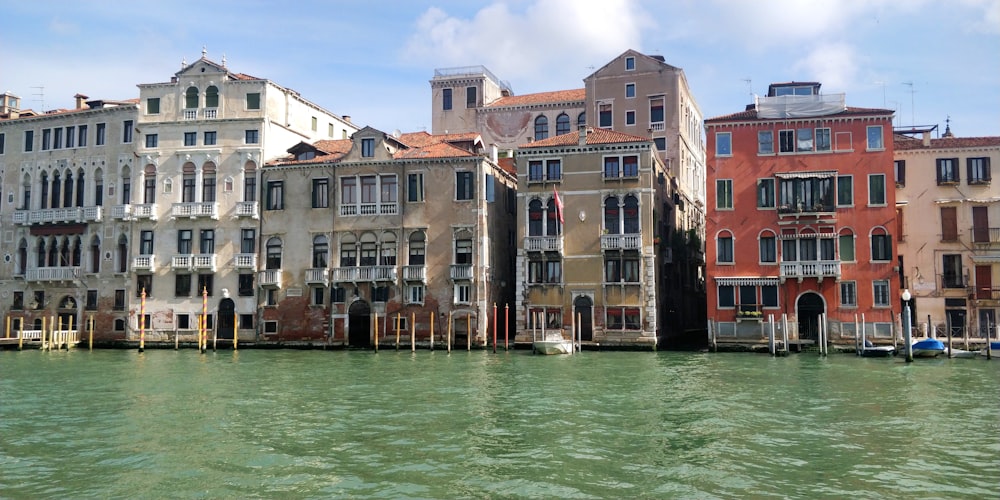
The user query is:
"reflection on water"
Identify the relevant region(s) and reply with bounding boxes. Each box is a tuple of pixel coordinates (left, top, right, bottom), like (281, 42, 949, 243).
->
(1, 349, 998, 498)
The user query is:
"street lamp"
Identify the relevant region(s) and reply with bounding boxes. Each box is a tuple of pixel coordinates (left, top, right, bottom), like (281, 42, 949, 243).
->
(902, 289, 913, 362)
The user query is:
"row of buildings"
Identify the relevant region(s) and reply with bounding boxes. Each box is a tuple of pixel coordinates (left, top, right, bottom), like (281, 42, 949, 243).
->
(1, 49, 996, 349)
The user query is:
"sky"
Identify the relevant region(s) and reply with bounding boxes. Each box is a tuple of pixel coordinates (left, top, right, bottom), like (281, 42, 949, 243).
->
(3, 0, 998, 138)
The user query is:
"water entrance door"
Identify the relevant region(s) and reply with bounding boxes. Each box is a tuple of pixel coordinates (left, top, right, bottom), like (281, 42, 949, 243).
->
(348, 300, 371, 348)
(217, 298, 235, 339)
(573, 296, 593, 341)
(796, 292, 825, 341)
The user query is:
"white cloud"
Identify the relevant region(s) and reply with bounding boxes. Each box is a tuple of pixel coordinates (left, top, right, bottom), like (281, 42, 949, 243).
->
(48, 18, 80, 36)
(791, 43, 859, 92)
(403, 0, 650, 90)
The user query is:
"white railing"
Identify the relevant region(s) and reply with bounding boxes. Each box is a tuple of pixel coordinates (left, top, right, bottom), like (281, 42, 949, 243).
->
(171, 255, 193, 269)
(235, 201, 258, 218)
(780, 261, 841, 280)
(12, 211, 28, 224)
(183, 109, 197, 120)
(203, 108, 218, 119)
(171, 202, 219, 219)
(402, 265, 426, 281)
(340, 203, 398, 216)
(339, 205, 358, 216)
(649, 122, 665, 132)
(25, 267, 81, 282)
(192, 254, 216, 271)
(111, 204, 132, 219)
(233, 253, 257, 270)
(332, 266, 398, 282)
(380, 203, 398, 215)
(360, 203, 378, 215)
(524, 235, 563, 252)
(131, 204, 158, 220)
(133, 255, 155, 271)
(450, 264, 473, 280)
(305, 268, 329, 285)
(601, 233, 642, 250)
(14, 206, 103, 225)
(258, 269, 282, 288)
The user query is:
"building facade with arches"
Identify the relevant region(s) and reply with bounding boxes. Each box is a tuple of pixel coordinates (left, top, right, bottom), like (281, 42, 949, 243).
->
(704, 82, 899, 346)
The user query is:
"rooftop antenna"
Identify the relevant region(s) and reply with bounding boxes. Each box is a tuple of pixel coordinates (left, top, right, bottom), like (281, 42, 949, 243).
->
(902, 81, 915, 126)
(742, 78, 753, 99)
(31, 86, 44, 112)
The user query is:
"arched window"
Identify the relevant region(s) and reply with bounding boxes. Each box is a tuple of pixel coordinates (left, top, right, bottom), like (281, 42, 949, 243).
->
(604, 196, 620, 235)
(380, 233, 397, 266)
(716, 230, 734, 264)
(59, 237, 70, 266)
(185, 87, 199, 109)
(556, 113, 571, 136)
(758, 230, 777, 263)
(265, 237, 282, 269)
(36, 238, 47, 267)
(117, 235, 128, 273)
(75, 169, 85, 207)
(546, 198, 560, 236)
(17, 239, 28, 275)
(408, 231, 425, 265)
(71, 236, 82, 267)
(838, 228, 855, 262)
(120, 166, 132, 204)
(63, 170, 74, 207)
(202, 162, 217, 202)
(94, 168, 104, 206)
(143, 164, 157, 204)
(359, 233, 378, 266)
(528, 199, 544, 236)
(205, 86, 219, 108)
(870, 226, 891, 262)
(577, 112, 586, 128)
(21, 173, 32, 210)
(534, 115, 549, 141)
(182, 162, 196, 202)
(90, 235, 101, 273)
(243, 162, 257, 203)
(40, 172, 49, 209)
(340, 234, 357, 267)
(51, 171, 61, 209)
(312, 235, 328, 268)
(623, 195, 639, 234)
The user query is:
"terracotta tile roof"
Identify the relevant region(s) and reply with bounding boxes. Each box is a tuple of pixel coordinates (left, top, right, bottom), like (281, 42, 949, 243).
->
(894, 135, 1000, 151)
(498, 157, 516, 175)
(519, 127, 650, 148)
(706, 106, 892, 123)
(395, 141, 475, 159)
(231, 72, 260, 81)
(268, 139, 353, 166)
(487, 89, 585, 108)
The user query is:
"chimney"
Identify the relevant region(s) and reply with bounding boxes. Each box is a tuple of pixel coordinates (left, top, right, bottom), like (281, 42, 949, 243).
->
(922, 131, 931, 147)
(74, 93, 89, 110)
(578, 125, 589, 146)
(491, 144, 498, 163)
(342, 115, 351, 123)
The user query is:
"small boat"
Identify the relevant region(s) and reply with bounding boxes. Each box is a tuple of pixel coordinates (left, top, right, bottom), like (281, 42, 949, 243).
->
(533, 332, 573, 355)
(860, 340, 895, 357)
(944, 347, 978, 358)
(911, 338, 945, 358)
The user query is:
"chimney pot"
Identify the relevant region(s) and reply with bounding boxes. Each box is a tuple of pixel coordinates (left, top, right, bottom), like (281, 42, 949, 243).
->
(922, 131, 931, 146)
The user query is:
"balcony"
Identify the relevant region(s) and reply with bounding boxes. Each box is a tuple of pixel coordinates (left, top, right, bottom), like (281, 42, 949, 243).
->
(649, 121, 665, 132)
(111, 204, 132, 220)
(133, 255, 155, 272)
(305, 268, 330, 286)
(233, 253, 257, 271)
(131, 204, 158, 220)
(402, 265, 426, 282)
(332, 266, 398, 283)
(172, 254, 217, 272)
(12, 206, 103, 225)
(171, 202, 219, 220)
(25, 267, 81, 282)
(339, 203, 399, 217)
(524, 235, 563, 252)
(450, 264, 474, 280)
(971, 227, 1000, 245)
(977, 286, 1000, 300)
(235, 201, 258, 219)
(940, 273, 968, 290)
(258, 269, 282, 288)
(601, 233, 642, 251)
(780, 261, 841, 282)
(777, 203, 836, 219)
(183, 109, 197, 120)
(203, 108, 218, 119)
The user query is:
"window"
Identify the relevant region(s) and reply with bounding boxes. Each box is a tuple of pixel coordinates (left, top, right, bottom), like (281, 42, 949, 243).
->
(718, 285, 735, 308)
(145, 134, 158, 148)
(53, 128, 62, 149)
(42, 129, 51, 150)
(178, 229, 193, 254)
(361, 138, 374, 157)
(868, 174, 886, 205)
(238, 273, 254, 296)
(759, 234, 776, 263)
(114, 289, 125, 310)
(311, 287, 325, 306)
(839, 231, 855, 262)
(245, 129, 259, 144)
(246, 92, 260, 110)
(796, 128, 813, 152)
(840, 281, 857, 307)
(894, 160, 906, 186)
(968, 157, 991, 184)
(442, 88, 452, 110)
(716, 179, 733, 210)
(312, 178, 329, 208)
(311, 116, 317, 131)
(815, 128, 831, 151)
(122, 120, 133, 143)
(717, 233, 734, 263)
(24, 130, 33, 152)
(604, 254, 640, 283)
(312, 235, 329, 268)
(204, 131, 217, 146)
(96, 123, 105, 145)
(456, 171, 474, 200)
(546, 159, 562, 181)
(85, 290, 98, 311)
(454, 284, 471, 304)
(529, 161, 544, 182)
(625, 110, 636, 126)
(757, 178, 775, 208)
(332, 286, 346, 303)
(527, 257, 563, 284)
(197, 274, 214, 297)
(866, 125, 883, 150)
(556, 113, 570, 135)
(328, 123, 334, 137)
(407, 173, 424, 202)
(534, 115, 548, 141)
(940, 206, 958, 241)
(873, 280, 889, 307)
(78, 125, 87, 147)
(184, 132, 196, 146)
(265, 237, 282, 269)
(0, 132, 5, 154)
(625, 83, 635, 98)
(205, 86, 218, 108)
(837, 176, 853, 206)
(455, 238, 473, 264)
(175, 274, 192, 296)
(599, 102, 612, 128)
(466, 86, 477, 108)
(778, 130, 794, 153)
(942, 254, 964, 288)
(147, 97, 160, 114)
(762, 286, 778, 308)
(406, 284, 425, 304)
(199, 229, 215, 254)
(758, 131, 773, 154)
(12, 291, 23, 310)
(409, 232, 426, 265)
(241, 228, 256, 254)
(136, 275, 153, 297)
(66, 126, 75, 148)
(716, 132, 732, 156)
(779, 176, 834, 213)
(266, 181, 284, 210)
(936, 158, 959, 184)
(625, 56, 635, 70)
(606, 308, 641, 330)
(185, 87, 199, 108)
(870, 229, 892, 262)
(140, 230, 154, 255)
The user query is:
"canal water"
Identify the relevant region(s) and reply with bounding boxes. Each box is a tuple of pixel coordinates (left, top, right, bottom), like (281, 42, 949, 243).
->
(1, 349, 998, 499)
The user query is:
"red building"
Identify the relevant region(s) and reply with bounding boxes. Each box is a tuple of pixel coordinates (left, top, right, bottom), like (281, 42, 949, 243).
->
(704, 82, 898, 347)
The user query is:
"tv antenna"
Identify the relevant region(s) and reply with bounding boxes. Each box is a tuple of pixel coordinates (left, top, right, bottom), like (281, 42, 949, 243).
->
(902, 81, 916, 126)
(742, 78, 753, 99)
(31, 86, 44, 112)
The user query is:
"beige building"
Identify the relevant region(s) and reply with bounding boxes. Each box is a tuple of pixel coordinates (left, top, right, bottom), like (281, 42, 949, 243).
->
(0, 90, 138, 340)
(129, 53, 358, 342)
(895, 126, 1000, 339)
(514, 127, 670, 348)
(261, 128, 517, 346)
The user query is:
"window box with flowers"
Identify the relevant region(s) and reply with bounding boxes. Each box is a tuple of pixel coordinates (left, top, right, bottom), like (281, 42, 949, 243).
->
(736, 310, 763, 322)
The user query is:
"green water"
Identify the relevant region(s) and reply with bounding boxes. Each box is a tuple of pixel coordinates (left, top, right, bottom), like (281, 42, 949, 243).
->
(1, 349, 997, 499)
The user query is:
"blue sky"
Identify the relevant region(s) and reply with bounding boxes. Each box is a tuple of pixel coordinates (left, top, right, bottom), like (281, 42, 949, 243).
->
(3, 0, 998, 138)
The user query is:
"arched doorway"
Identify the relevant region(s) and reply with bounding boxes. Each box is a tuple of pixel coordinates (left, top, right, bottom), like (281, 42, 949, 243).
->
(348, 300, 371, 348)
(796, 292, 825, 341)
(573, 295, 593, 341)
(217, 297, 235, 340)
(56, 295, 78, 331)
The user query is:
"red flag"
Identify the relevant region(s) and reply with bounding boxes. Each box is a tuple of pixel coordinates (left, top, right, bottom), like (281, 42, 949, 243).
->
(553, 186, 564, 224)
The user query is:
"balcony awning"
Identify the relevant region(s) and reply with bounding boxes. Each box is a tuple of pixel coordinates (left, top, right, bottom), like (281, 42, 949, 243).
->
(30, 223, 86, 236)
(774, 170, 836, 179)
(972, 254, 1000, 263)
(935, 196, 1000, 204)
(715, 277, 780, 286)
